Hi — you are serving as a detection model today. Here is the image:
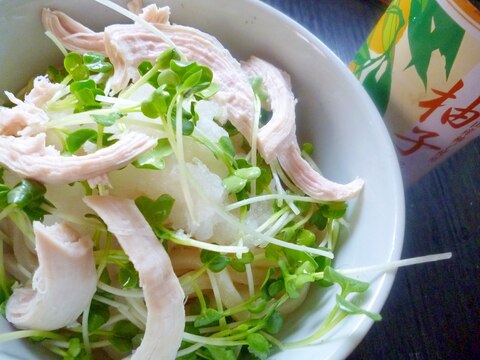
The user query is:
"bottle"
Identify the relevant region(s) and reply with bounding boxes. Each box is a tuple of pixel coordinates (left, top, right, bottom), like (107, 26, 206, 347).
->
(351, 0, 480, 185)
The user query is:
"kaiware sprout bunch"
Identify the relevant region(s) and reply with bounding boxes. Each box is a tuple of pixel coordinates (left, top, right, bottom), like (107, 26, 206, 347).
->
(0, 1, 451, 359)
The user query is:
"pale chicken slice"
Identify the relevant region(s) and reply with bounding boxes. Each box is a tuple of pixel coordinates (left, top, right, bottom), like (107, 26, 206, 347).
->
(41, 8, 105, 53)
(241, 56, 296, 164)
(24, 76, 64, 109)
(0, 94, 48, 137)
(242, 56, 364, 201)
(83, 195, 185, 360)
(41, 7, 255, 141)
(0, 132, 156, 184)
(5, 222, 96, 330)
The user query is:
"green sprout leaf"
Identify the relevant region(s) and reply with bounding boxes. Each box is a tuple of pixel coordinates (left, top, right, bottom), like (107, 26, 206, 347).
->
(194, 308, 225, 328)
(141, 87, 171, 119)
(234, 167, 261, 180)
(109, 320, 142, 353)
(222, 175, 247, 194)
(64, 52, 89, 81)
(246, 333, 271, 360)
(336, 294, 382, 321)
(302, 142, 314, 156)
(135, 194, 175, 229)
(133, 138, 173, 170)
(264, 310, 283, 334)
(200, 250, 231, 273)
(7, 179, 46, 210)
(70, 79, 104, 112)
(323, 266, 369, 296)
(83, 52, 113, 73)
(88, 300, 110, 332)
(296, 229, 316, 247)
(157, 48, 181, 69)
(204, 345, 237, 360)
(229, 251, 254, 272)
(138, 61, 159, 88)
(119, 262, 140, 289)
(65, 128, 97, 154)
(91, 112, 125, 127)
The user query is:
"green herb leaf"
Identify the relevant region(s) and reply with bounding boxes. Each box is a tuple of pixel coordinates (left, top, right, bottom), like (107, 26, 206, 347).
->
(323, 266, 369, 296)
(247, 298, 267, 314)
(83, 52, 113, 73)
(67, 337, 82, 358)
(194, 308, 224, 328)
(47, 65, 67, 84)
(7, 179, 46, 209)
(91, 112, 125, 127)
(249, 77, 269, 105)
(267, 279, 284, 298)
(65, 128, 97, 154)
(109, 320, 142, 353)
(222, 175, 247, 194)
(218, 136, 235, 159)
(320, 202, 347, 219)
(138, 61, 159, 88)
(135, 194, 175, 228)
(205, 345, 237, 360)
(157, 69, 180, 87)
(64, 52, 89, 81)
(200, 250, 231, 273)
(246, 333, 271, 360)
(0, 184, 10, 209)
(157, 48, 181, 69)
(336, 294, 382, 321)
(264, 310, 283, 334)
(88, 300, 110, 332)
(119, 262, 140, 289)
(310, 208, 328, 230)
(302, 142, 314, 156)
(133, 138, 173, 170)
(296, 229, 316, 247)
(141, 87, 171, 119)
(229, 251, 254, 272)
(234, 167, 261, 180)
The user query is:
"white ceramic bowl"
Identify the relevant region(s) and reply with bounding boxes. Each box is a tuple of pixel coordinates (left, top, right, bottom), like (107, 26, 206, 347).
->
(0, 0, 405, 359)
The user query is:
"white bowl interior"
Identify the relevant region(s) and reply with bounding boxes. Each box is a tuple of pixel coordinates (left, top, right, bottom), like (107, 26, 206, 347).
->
(0, 0, 405, 359)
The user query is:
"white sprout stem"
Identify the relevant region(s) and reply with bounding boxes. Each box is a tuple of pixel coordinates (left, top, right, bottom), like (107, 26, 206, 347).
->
(44, 30, 68, 56)
(182, 332, 246, 347)
(272, 160, 301, 194)
(81, 304, 92, 355)
(94, 0, 182, 56)
(93, 295, 146, 329)
(126, 297, 148, 322)
(99, 313, 127, 330)
(270, 163, 300, 215)
(187, 176, 334, 258)
(4, 256, 32, 281)
(47, 108, 118, 128)
(171, 231, 248, 254)
(226, 193, 321, 211)
(176, 342, 204, 357)
(249, 94, 261, 196)
(263, 212, 296, 238)
(97, 281, 144, 298)
(207, 269, 225, 317)
(271, 164, 285, 208)
(245, 263, 255, 298)
(175, 96, 197, 226)
(338, 252, 453, 277)
(95, 94, 139, 107)
(256, 206, 289, 233)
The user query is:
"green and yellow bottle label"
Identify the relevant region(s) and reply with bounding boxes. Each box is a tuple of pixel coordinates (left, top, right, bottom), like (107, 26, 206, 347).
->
(352, 0, 480, 184)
